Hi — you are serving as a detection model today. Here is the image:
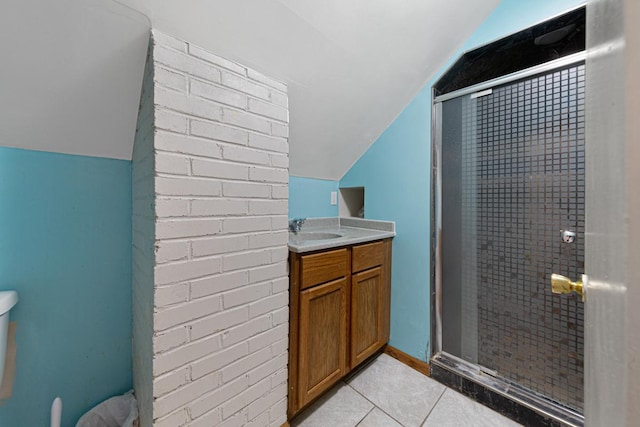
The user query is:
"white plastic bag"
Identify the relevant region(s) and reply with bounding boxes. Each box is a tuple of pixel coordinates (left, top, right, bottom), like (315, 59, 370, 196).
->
(75, 390, 138, 427)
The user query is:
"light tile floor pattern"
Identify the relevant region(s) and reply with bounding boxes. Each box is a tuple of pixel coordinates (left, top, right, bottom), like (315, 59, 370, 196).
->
(292, 354, 522, 427)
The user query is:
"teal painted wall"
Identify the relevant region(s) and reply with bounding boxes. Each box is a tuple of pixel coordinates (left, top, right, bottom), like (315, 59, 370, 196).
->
(340, 0, 584, 361)
(289, 176, 339, 218)
(0, 147, 132, 426)
(341, 92, 431, 360)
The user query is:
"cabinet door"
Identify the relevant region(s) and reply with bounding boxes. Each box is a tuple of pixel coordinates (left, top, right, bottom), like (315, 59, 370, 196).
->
(298, 277, 348, 407)
(351, 266, 385, 368)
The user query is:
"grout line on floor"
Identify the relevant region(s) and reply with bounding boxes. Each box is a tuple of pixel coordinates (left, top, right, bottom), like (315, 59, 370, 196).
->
(343, 352, 380, 384)
(418, 387, 448, 427)
(354, 406, 376, 427)
(346, 382, 406, 427)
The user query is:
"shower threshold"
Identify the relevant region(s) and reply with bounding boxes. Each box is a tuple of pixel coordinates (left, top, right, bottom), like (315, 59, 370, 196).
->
(430, 352, 584, 427)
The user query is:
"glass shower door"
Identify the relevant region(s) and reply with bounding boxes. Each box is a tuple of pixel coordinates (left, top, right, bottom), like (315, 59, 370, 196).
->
(439, 63, 585, 413)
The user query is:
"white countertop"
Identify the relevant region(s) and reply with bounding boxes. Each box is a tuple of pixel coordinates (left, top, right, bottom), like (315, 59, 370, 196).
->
(288, 217, 396, 253)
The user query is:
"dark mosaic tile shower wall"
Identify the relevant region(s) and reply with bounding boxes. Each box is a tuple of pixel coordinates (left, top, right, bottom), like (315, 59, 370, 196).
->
(472, 65, 585, 412)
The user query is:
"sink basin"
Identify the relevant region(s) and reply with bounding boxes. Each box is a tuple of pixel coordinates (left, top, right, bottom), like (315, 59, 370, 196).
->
(292, 231, 344, 241)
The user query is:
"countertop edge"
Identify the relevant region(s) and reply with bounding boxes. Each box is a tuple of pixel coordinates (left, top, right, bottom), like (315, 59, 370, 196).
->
(288, 230, 396, 253)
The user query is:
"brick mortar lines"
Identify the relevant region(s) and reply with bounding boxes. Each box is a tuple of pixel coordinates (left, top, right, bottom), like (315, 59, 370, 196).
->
(154, 128, 288, 152)
(153, 106, 285, 139)
(152, 311, 288, 359)
(154, 216, 286, 225)
(152, 338, 287, 411)
(154, 166, 289, 179)
(153, 91, 288, 125)
(155, 140, 288, 157)
(152, 37, 288, 94)
(153, 231, 288, 243)
(153, 53, 286, 103)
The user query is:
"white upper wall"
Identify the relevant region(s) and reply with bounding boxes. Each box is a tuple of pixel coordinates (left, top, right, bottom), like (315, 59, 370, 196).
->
(0, 0, 150, 160)
(1, 0, 499, 177)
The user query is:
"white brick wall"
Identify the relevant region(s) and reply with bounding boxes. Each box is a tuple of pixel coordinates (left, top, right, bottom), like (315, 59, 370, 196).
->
(133, 29, 289, 427)
(132, 40, 156, 427)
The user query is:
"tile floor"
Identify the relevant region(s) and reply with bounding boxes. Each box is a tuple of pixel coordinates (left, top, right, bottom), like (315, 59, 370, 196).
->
(291, 354, 521, 427)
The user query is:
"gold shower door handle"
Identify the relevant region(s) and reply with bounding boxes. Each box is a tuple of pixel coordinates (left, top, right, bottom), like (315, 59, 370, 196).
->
(550, 273, 585, 301)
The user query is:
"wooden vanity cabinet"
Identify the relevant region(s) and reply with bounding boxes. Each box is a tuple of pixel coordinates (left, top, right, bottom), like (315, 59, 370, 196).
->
(288, 239, 392, 419)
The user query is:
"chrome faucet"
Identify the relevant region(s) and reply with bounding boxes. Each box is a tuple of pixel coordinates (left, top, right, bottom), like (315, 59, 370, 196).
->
(289, 218, 306, 233)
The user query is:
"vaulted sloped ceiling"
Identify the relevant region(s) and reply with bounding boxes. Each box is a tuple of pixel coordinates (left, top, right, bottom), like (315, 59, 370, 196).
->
(1, 0, 150, 161)
(1, 0, 499, 179)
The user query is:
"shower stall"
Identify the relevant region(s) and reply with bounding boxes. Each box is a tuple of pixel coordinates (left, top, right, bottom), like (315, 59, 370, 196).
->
(430, 6, 586, 426)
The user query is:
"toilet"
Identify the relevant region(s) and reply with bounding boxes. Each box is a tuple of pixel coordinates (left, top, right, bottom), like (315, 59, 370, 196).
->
(0, 291, 18, 386)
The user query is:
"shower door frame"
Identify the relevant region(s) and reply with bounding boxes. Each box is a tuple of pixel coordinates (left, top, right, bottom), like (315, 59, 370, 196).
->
(430, 52, 588, 426)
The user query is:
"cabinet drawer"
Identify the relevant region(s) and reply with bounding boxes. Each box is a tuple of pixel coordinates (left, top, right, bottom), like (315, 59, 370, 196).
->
(352, 241, 384, 273)
(300, 248, 349, 290)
